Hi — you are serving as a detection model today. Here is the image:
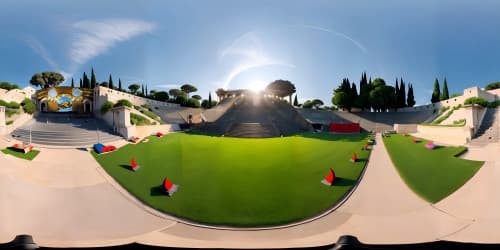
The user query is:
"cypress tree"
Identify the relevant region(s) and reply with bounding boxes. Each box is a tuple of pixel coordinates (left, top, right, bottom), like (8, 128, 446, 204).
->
(293, 94, 298, 107)
(400, 79, 406, 107)
(141, 84, 145, 95)
(407, 84, 416, 107)
(431, 78, 441, 103)
(83, 72, 90, 88)
(118, 78, 122, 91)
(71, 78, 75, 88)
(90, 68, 96, 89)
(395, 78, 400, 108)
(109, 74, 114, 89)
(208, 92, 213, 108)
(359, 72, 369, 111)
(441, 77, 449, 100)
(351, 82, 358, 108)
(79, 78, 83, 88)
(145, 85, 148, 97)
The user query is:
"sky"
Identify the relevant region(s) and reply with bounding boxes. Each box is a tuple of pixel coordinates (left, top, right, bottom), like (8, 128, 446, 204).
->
(1, 0, 500, 105)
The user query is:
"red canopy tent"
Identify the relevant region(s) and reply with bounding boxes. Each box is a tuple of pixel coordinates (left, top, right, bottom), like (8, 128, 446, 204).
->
(329, 123, 360, 133)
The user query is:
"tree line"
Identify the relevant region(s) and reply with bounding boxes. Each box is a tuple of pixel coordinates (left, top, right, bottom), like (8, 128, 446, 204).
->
(332, 72, 416, 112)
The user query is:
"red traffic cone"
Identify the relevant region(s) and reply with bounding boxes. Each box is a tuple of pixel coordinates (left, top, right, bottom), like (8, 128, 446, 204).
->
(350, 152, 357, 162)
(321, 168, 336, 186)
(131, 158, 141, 171)
(162, 177, 179, 196)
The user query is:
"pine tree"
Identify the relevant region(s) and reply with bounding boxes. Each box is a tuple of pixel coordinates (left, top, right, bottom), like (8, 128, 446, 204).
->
(441, 77, 449, 100)
(79, 78, 83, 88)
(108, 74, 114, 89)
(71, 78, 75, 88)
(90, 68, 96, 89)
(118, 78, 122, 91)
(293, 94, 298, 107)
(431, 78, 441, 103)
(407, 84, 416, 107)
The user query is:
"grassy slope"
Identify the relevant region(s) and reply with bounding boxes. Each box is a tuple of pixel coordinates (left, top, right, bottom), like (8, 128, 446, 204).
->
(1, 148, 40, 160)
(92, 132, 369, 227)
(383, 134, 483, 203)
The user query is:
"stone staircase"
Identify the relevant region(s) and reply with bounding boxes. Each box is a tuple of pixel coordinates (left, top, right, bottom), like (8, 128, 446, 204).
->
(224, 123, 279, 138)
(472, 108, 499, 144)
(10, 114, 123, 147)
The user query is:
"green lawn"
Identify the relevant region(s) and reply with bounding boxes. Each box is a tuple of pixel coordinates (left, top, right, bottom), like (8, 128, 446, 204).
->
(1, 147, 40, 160)
(383, 134, 483, 203)
(92, 132, 369, 227)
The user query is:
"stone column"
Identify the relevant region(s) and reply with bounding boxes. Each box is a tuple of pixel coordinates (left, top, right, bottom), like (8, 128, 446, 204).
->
(111, 106, 135, 139)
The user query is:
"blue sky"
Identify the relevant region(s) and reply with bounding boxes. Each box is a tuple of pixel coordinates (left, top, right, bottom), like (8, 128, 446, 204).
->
(1, 0, 500, 105)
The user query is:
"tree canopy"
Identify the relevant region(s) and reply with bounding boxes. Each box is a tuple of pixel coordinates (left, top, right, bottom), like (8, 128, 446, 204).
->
(265, 79, 296, 103)
(0, 82, 20, 90)
(441, 77, 449, 100)
(331, 73, 416, 112)
(485, 82, 500, 90)
(180, 84, 198, 95)
(29, 71, 65, 89)
(128, 83, 140, 93)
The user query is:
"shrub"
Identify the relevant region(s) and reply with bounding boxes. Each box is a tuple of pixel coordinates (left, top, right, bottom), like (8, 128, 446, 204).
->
(184, 98, 200, 108)
(21, 98, 35, 114)
(141, 109, 160, 121)
(5, 109, 18, 117)
(453, 119, 466, 125)
(114, 99, 133, 108)
(6, 101, 20, 109)
(0, 99, 7, 107)
(130, 113, 151, 126)
(485, 82, 500, 90)
(141, 103, 152, 110)
(6, 120, 13, 125)
(440, 106, 450, 114)
(488, 100, 500, 108)
(100, 101, 114, 115)
(464, 97, 489, 107)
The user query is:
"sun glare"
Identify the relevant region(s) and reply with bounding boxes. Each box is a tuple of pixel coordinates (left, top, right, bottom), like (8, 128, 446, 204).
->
(248, 80, 267, 93)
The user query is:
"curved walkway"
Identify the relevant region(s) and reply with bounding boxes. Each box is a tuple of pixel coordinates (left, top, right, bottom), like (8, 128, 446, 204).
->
(0, 135, 497, 247)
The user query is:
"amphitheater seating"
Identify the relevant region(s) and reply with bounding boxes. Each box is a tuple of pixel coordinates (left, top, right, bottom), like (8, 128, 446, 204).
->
(191, 96, 313, 137)
(298, 108, 434, 133)
(11, 114, 122, 147)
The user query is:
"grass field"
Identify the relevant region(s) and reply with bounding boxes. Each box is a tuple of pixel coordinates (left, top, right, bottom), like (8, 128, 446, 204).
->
(1, 147, 40, 160)
(92, 132, 369, 227)
(383, 134, 483, 203)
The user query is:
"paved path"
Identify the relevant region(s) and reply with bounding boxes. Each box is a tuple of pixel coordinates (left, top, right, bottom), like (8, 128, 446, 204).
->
(0, 135, 497, 247)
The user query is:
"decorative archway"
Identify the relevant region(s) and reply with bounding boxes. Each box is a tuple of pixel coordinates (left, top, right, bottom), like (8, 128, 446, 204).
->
(83, 99, 92, 113)
(39, 98, 48, 112)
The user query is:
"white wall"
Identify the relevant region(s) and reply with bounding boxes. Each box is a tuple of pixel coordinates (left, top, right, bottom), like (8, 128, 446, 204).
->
(415, 125, 473, 145)
(94, 86, 179, 115)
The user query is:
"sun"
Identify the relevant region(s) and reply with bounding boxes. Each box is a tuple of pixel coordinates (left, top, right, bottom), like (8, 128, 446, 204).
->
(248, 80, 268, 93)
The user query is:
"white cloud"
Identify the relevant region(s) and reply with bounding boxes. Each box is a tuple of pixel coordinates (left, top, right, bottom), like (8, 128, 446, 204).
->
(70, 19, 155, 65)
(24, 36, 59, 70)
(295, 24, 367, 53)
(218, 32, 295, 89)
